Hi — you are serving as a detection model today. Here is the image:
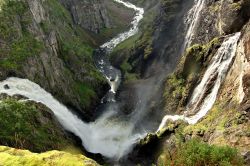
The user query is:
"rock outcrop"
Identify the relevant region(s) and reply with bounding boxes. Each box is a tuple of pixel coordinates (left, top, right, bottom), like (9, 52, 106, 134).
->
(0, 94, 77, 153)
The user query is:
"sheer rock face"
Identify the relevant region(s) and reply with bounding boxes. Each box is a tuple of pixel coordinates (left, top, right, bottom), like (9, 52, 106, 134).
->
(192, 0, 250, 45)
(0, 0, 108, 119)
(27, 0, 46, 24)
(59, 0, 112, 33)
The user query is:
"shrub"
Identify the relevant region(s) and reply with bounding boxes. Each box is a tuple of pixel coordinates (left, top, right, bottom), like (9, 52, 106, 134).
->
(0, 99, 71, 152)
(172, 139, 244, 166)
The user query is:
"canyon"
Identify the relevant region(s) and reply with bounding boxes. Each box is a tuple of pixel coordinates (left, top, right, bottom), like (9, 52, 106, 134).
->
(0, 0, 249, 166)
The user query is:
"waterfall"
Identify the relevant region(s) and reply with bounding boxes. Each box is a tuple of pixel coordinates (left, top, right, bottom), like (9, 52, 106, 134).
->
(0, 0, 145, 160)
(183, 0, 205, 50)
(0, 77, 145, 159)
(158, 32, 241, 131)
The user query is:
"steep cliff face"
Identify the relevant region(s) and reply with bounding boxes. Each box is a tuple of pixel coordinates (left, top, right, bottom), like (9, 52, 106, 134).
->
(0, 0, 111, 119)
(59, 0, 112, 34)
(0, 0, 134, 119)
(192, 0, 250, 45)
(156, 0, 250, 165)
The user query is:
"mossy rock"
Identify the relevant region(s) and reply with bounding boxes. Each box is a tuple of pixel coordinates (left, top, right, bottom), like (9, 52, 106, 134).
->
(0, 96, 75, 153)
(163, 37, 222, 114)
(0, 146, 99, 166)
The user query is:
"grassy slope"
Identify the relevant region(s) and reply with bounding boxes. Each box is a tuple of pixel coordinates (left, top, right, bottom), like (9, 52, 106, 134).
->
(0, 98, 76, 153)
(0, 146, 99, 166)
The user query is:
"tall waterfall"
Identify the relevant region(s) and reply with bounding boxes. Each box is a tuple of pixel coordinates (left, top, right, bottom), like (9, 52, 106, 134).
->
(183, 0, 205, 50)
(158, 32, 241, 131)
(0, 0, 144, 160)
(0, 78, 143, 159)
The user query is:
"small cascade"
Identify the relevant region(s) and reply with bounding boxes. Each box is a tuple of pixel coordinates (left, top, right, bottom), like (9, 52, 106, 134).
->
(183, 0, 205, 50)
(158, 32, 241, 131)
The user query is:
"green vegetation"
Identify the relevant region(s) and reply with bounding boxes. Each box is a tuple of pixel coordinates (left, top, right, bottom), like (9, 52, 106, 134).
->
(158, 139, 244, 166)
(0, 146, 99, 166)
(0, 34, 44, 69)
(110, 6, 156, 81)
(0, 0, 44, 69)
(0, 99, 72, 152)
(73, 82, 97, 108)
(183, 101, 250, 152)
(161, 0, 183, 22)
(163, 37, 221, 113)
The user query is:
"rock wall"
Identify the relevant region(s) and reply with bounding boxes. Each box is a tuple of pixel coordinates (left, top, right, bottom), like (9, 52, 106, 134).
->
(192, 0, 250, 45)
(0, 0, 108, 119)
(59, 0, 112, 33)
(156, 1, 250, 165)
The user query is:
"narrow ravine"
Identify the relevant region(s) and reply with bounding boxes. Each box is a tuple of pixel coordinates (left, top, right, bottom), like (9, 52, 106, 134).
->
(0, 0, 145, 160)
(158, 32, 241, 131)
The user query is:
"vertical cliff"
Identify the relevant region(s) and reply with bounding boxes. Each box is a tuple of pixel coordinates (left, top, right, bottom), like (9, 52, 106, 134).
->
(59, 0, 112, 33)
(156, 0, 250, 165)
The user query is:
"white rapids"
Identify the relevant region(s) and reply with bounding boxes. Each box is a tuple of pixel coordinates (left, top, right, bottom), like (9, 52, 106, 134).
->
(0, 0, 145, 160)
(101, 0, 144, 51)
(158, 32, 241, 131)
(96, 0, 144, 95)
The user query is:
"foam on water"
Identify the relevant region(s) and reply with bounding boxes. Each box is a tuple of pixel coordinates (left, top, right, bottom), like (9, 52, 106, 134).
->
(0, 77, 146, 159)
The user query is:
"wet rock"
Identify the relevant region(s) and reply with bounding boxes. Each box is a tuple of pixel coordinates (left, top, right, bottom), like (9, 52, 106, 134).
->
(242, 151, 250, 165)
(3, 84, 10, 89)
(59, 0, 112, 33)
(12, 94, 29, 100)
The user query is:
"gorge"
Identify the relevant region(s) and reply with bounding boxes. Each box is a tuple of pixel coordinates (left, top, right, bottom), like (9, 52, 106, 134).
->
(0, 0, 249, 166)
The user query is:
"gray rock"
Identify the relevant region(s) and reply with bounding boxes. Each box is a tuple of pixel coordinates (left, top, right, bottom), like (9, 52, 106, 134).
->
(59, 0, 112, 33)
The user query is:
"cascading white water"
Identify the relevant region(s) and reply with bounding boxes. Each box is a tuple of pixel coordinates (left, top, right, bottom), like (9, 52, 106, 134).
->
(158, 32, 241, 131)
(183, 0, 205, 50)
(95, 0, 144, 95)
(0, 0, 145, 160)
(0, 77, 145, 159)
(101, 0, 144, 51)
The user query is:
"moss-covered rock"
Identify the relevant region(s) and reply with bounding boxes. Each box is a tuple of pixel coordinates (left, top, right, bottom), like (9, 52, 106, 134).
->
(0, 146, 99, 166)
(0, 0, 108, 118)
(163, 37, 222, 114)
(0, 96, 76, 153)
